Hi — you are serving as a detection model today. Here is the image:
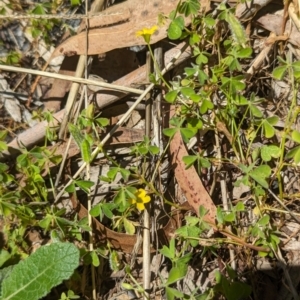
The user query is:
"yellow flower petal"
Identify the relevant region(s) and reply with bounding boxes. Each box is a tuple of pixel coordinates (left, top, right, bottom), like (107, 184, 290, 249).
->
(136, 202, 146, 211)
(136, 25, 158, 43)
(129, 188, 151, 211)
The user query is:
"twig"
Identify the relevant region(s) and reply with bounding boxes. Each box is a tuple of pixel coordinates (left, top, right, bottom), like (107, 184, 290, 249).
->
(0, 64, 143, 95)
(143, 52, 152, 300)
(0, 12, 123, 20)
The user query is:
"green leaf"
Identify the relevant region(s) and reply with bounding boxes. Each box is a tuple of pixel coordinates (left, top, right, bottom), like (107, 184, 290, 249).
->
(260, 145, 281, 162)
(286, 145, 300, 164)
(163, 128, 178, 138)
(167, 266, 186, 285)
(123, 218, 135, 235)
(180, 128, 196, 142)
(75, 180, 94, 193)
(31, 4, 47, 14)
(249, 165, 271, 189)
(200, 99, 214, 114)
(90, 251, 100, 267)
(167, 16, 184, 40)
(257, 215, 270, 226)
(165, 286, 184, 300)
(179, 0, 200, 16)
(196, 53, 208, 65)
(0, 250, 11, 268)
(262, 121, 275, 138)
(235, 202, 245, 212)
(80, 139, 91, 163)
(180, 87, 195, 97)
(226, 11, 248, 47)
(1, 243, 79, 300)
(223, 212, 235, 222)
(68, 123, 84, 147)
(272, 66, 287, 80)
(237, 47, 252, 58)
(182, 155, 197, 169)
(95, 117, 109, 127)
(107, 167, 119, 181)
(292, 130, 300, 143)
(165, 90, 178, 103)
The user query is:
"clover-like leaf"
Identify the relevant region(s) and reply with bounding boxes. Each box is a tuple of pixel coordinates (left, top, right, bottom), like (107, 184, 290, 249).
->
(249, 165, 271, 189)
(260, 145, 281, 162)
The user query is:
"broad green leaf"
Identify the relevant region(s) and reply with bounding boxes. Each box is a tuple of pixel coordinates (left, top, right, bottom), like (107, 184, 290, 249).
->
(198, 70, 208, 85)
(121, 283, 134, 290)
(109, 250, 121, 272)
(31, 4, 46, 14)
(114, 189, 125, 206)
(204, 17, 215, 26)
(1, 243, 79, 300)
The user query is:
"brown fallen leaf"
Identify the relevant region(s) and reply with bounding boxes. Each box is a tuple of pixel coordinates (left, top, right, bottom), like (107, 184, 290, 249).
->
(52, 0, 185, 57)
(256, 14, 300, 48)
(169, 107, 217, 224)
(71, 196, 190, 254)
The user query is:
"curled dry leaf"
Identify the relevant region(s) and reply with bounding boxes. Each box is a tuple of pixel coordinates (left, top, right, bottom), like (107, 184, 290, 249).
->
(169, 107, 217, 224)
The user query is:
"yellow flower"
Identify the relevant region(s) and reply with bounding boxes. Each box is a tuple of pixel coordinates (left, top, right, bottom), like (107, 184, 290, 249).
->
(136, 25, 158, 44)
(129, 188, 151, 211)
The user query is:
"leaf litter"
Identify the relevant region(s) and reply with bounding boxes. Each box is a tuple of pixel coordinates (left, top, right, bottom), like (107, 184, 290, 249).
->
(1, 0, 300, 299)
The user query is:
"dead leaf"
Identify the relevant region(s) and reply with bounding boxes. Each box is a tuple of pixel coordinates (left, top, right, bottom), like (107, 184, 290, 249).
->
(169, 107, 217, 224)
(53, 0, 184, 57)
